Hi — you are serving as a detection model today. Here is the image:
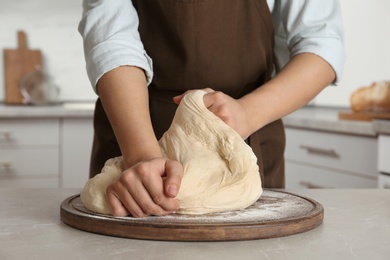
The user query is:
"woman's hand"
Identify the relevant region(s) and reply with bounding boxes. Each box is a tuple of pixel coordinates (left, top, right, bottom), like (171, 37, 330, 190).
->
(173, 88, 253, 139)
(106, 158, 183, 218)
(174, 53, 337, 140)
(97, 66, 184, 218)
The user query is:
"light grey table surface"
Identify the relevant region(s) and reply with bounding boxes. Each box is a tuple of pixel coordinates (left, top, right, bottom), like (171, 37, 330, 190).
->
(1, 188, 389, 260)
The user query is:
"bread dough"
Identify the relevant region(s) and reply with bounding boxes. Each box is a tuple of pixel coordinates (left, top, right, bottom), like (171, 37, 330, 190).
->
(81, 90, 262, 215)
(80, 157, 123, 214)
(159, 90, 262, 214)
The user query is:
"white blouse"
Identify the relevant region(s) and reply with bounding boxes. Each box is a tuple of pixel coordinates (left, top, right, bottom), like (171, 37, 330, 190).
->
(79, 0, 345, 92)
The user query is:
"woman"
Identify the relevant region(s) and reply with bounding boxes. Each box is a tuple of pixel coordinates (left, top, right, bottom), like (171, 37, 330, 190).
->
(78, 0, 345, 217)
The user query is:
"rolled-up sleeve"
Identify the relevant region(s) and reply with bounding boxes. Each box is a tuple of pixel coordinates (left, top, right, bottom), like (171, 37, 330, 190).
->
(78, 0, 153, 93)
(272, 0, 345, 83)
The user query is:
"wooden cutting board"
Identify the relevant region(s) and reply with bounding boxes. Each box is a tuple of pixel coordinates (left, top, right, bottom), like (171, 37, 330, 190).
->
(3, 31, 43, 104)
(60, 190, 324, 241)
(339, 111, 390, 121)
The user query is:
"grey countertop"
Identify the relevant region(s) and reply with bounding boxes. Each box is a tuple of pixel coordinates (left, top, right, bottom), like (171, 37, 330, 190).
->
(1, 103, 389, 136)
(1, 188, 389, 260)
(0, 102, 95, 118)
(282, 106, 380, 136)
(373, 119, 390, 135)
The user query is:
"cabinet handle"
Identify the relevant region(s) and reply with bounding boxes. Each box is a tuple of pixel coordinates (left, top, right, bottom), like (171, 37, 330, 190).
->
(299, 145, 339, 158)
(0, 131, 12, 139)
(299, 181, 330, 189)
(0, 161, 12, 169)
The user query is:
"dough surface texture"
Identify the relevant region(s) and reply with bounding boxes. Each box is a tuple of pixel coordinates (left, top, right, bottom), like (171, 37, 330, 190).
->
(81, 90, 262, 215)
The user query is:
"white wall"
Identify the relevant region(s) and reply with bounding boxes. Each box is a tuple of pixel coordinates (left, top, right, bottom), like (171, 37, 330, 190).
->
(0, 0, 95, 102)
(1, 0, 389, 105)
(313, 0, 390, 107)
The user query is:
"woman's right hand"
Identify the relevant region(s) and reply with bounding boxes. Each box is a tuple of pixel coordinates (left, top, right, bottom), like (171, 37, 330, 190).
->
(106, 157, 183, 218)
(97, 66, 182, 218)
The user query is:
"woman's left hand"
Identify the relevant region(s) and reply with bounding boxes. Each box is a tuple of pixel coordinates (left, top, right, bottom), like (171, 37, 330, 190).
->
(173, 88, 252, 139)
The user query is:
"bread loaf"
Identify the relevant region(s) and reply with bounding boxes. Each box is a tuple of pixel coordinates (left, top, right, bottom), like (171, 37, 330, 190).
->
(350, 81, 390, 112)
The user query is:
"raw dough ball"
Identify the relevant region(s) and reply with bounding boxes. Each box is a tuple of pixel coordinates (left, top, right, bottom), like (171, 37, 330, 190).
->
(159, 90, 262, 214)
(80, 157, 124, 215)
(81, 90, 262, 215)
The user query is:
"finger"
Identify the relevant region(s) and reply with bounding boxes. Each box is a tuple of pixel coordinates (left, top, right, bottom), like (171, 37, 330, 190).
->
(108, 179, 152, 218)
(203, 90, 223, 109)
(201, 87, 215, 93)
(164, 160, 183, 198)
(106, 183, 135, 217)
(172, 90, 193, 104)
(139, 162, 181, 212)
(129, 180, 173, 216)
(139, 182, 180, 213)
(173, 88, 215, 104)
(119, 169, 172, 216)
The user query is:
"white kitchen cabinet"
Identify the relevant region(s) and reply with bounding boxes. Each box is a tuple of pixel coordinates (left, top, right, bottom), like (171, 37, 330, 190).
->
(0, 116, 94, 188)
(378, 174, 390, 189)
(285, 127, 378, 189)
(61, 118, 93, 189)
(378, 135, 390, 173)
(0, 118, 60, 187)
(0, 105, 383, 189)
(286, 162, 377, 188)
(377, 134, 390, 189)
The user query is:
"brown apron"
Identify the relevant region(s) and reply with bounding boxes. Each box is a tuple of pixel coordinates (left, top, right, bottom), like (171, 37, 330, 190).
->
(90, 0, 285, 188)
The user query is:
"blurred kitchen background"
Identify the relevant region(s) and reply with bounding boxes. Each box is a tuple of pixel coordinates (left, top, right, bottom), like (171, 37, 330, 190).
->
(1, 0, 389, 104)
(0, 0, 389, 189)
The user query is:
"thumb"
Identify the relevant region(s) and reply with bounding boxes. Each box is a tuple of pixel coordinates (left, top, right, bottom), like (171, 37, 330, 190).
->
(164, 160, 183, 198)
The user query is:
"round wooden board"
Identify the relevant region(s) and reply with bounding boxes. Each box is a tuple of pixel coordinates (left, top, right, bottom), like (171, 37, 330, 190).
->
(60, 190, 324, 241)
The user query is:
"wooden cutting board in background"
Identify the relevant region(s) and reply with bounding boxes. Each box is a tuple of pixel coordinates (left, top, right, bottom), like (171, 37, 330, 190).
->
(3, 31, 43, 104)
(339, 111, 390, 121)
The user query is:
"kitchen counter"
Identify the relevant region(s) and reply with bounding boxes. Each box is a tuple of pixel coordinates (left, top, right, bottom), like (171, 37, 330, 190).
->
(0, 102, 95, 118)
(1, 103, 383, 136)
(1, 188, 389, 259)
(282, 106, 378, 136)
(373, 119, 390, 135)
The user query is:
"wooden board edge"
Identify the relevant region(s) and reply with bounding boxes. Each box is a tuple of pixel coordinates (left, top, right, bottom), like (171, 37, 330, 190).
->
(60, 192, 324, 242)
(338, 111, 390, 121)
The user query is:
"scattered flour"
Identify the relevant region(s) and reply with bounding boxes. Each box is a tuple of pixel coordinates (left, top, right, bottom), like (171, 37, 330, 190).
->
(75, 190, 316, 224)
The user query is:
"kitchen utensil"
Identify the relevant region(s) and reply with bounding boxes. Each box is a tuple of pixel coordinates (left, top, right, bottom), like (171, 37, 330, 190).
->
(20, 66, 60, 105)
(3, 31, 43, 104)
(60, 190, 324, 241)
